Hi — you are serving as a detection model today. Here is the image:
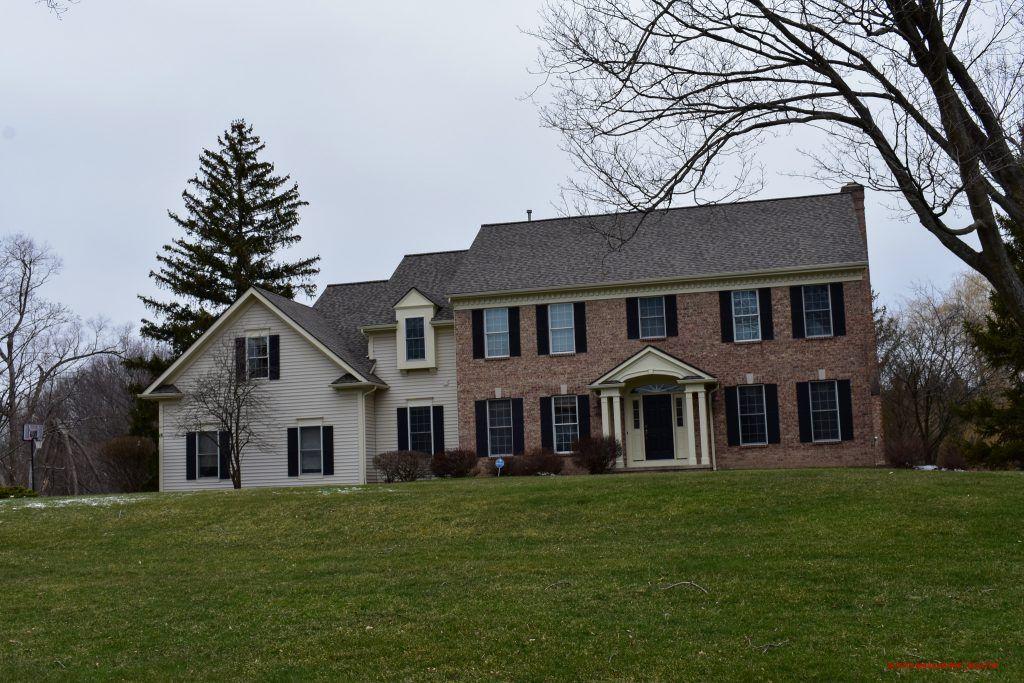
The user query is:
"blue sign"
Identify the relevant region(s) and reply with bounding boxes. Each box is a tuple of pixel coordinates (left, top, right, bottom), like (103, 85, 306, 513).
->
(495, 457, 505, 475)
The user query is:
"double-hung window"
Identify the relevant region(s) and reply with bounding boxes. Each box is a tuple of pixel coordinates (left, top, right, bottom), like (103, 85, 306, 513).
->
(408, 406, 434, 453)
(638, 296, 666, 339)
(197, 431, 219, 478)
(737, 385, 768, 446)
(802, 285, 834, 337)
(552, 395, 579, 453)
(548, 303, 575, 354)
(809, 380, 841, 442)
(299, 426, 323, 474)
(487, 399, 513, 456)
(484, 308, 510, 358)
(247, 336, 269, 378)
(405, 317, 425, 360)
(732, 290, 761, 342)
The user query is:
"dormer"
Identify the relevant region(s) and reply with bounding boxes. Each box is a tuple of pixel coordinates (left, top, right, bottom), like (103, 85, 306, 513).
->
(394, 287, 438, 370)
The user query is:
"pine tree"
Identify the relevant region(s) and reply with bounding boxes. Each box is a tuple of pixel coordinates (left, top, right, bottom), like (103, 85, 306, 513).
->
(963, 218, 1024, 468)
(140, 119, 319, 354)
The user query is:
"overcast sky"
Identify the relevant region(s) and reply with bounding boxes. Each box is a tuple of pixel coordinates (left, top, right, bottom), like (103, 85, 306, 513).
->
(1, 1, 969, 330)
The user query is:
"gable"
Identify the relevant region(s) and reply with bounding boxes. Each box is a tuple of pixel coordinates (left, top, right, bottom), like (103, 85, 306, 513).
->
(591, 346, 716, 386)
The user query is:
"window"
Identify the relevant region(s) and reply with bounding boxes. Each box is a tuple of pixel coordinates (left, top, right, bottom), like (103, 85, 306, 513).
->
(405, 317, 425, 360)
(548, 303, 575, 354)
(737, 385, 768, 445)
(484, 308, 510, 358)
(487, 399, 513, 456)
(675, 396, 685, 427)
(802, 285, 833, 337)
(632, 400, 641, 429)
(408, 406, 434, 453)
(299, 426, 323, 474)
(638, 296, 666, 339)
(552, 396, 579, 453)
(197, 431, 219, 478)
(809, 380, 841, 442)
(247, 336, 269, 378)
(732, 290, 761, 342)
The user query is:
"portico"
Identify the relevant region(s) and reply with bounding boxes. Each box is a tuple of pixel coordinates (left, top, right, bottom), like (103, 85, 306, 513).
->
(589, 346, 717, 469)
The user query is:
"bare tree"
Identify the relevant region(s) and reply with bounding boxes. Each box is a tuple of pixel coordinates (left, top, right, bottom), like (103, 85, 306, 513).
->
(537, 0, 1024, 325)
(38, 0, 76, 17)
(878, 273, 996, 465)
(0, 234, 118, 486)
(177, 340, 268, 489)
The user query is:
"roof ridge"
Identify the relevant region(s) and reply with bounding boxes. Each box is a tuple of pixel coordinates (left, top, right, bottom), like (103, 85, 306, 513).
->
(322, 279, 389, 288)
(401, 248, 469, 258)
(479, 190, 846, 228)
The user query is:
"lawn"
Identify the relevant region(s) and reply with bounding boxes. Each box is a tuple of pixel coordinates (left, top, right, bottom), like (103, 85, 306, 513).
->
(0, 469, 1020, 681)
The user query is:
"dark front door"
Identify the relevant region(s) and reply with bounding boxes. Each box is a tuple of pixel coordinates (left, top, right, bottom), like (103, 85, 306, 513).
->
(642, 394, 674, 460)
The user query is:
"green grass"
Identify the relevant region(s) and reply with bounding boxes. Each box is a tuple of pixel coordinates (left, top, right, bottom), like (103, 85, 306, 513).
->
(0, 470, 1021, 681)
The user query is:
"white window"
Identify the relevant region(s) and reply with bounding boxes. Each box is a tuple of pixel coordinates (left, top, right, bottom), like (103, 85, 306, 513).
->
(737, 385, 768, 445)
(809, 380, 841, 442)
(408, 406, 434, 453)
(802, 285, 833, 338)
(405, 317, 425, 360)
(552, 395, 579, 453)
(632, 400, 641, 428)
(247, 335, 269, 378)
(487, 399, 513, 456)
(548, 303, 575, 354)
(638, 296, 666, 339)
(484, 308, 510, 358)
(732, 290, 761, 342)
(675, 396, 685, 427)
(197, 431, 219, 478)
(299, 426, 323, 474)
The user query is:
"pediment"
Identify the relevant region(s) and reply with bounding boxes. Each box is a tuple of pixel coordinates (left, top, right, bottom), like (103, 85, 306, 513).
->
(590, 346, 715, 386)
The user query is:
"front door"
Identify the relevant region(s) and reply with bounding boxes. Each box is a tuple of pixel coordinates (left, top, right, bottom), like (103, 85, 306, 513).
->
(642, 394, 674, 460)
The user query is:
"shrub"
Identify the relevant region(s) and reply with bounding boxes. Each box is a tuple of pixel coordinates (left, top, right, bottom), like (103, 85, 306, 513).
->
(571, 436, 621, 474)
(499, 449, 565, 476)
(0, 486, 38, 499)
(431, 449, 478, 478)
(373, 451, 430, 483)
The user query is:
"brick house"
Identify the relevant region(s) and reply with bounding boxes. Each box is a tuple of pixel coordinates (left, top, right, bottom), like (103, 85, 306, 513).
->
(142, 185, 882, 490)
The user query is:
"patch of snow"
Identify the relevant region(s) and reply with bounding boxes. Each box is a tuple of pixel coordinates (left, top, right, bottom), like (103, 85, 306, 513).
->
(914, 465, 940, 471)
(0, 494, 152, 511)
(320, 486, 365, 495)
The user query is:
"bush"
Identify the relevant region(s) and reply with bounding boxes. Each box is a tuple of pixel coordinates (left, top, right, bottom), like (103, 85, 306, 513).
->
(431, 449, 478, 478)
(571, 436, 621, 474)
(373, 451, 430, 483)
(0, 486, 38, 499)
(497, 449, 565, 476)
(100, 436, 159, 492)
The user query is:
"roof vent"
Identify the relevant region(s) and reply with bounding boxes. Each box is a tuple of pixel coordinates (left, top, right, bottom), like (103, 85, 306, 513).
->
(526, 209, 533, 221)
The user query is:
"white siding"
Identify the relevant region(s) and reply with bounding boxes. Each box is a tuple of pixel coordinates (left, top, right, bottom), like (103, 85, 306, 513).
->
(367, 324, 459, 481)
(158, 300, 364, 491)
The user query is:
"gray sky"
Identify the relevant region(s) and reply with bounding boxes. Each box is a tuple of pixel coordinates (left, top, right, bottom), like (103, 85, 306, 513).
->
(2, 1, 969, 330)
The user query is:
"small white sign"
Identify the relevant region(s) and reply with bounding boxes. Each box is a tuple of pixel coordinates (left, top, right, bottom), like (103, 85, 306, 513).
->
(22, 424, 43, 442)
(494, 457, 505, 473)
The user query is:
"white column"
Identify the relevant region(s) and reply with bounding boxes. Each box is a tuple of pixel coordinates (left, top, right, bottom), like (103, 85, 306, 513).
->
(697, 388, 710, 467)
(600, 395, 610, 437)
(684, 389, 697, 463)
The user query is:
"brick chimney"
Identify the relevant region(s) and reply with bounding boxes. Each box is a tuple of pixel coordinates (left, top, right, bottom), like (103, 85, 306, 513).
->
(840, 182, 867, 245)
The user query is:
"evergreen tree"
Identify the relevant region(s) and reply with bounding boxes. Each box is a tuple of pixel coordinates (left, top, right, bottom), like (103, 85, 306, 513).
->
(140, 119, 319, 354)
(964, 218, 1024, 468)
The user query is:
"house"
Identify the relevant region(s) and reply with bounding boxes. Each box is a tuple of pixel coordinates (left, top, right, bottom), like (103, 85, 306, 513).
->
(141, 185, 882, 489)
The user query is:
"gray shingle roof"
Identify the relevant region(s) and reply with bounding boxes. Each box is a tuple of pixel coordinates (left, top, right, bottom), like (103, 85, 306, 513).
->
(448, 192, 867, 295)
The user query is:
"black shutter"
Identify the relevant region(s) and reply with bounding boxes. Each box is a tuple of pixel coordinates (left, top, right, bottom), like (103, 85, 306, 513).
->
(235, 337, 246, 380)
(471, 309, 484, 359)
(268, 334, 280, 380)
(665, 295, 678, 337)
(185, 432, 196, 480)
(577, 395, 591, 441)
(764, 384, 780, 444)
(626, 298, 640, 339)
(574, 302, 587, 353)
(724, 387, 739, 446)
(511, 398, 524, 455)
(837, 379, 854, 440)
(759, 288, 774, 340)
(432, 406, 445, 455)
(287, 427, 299, 476)
(540, 396, 553, 450)
(719, 291, 734, 342)
(536, 305, 549, 356)
(397, 408, 409, 450)
(830, 283, 847, 336)
(474, 400, 488, 456)
(790, 287, 806, 339)
(796, 382, 812, 443)
(218, 430, 231, 479)
(322, 426, 334, 475)
(508, 307, 521, 357)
